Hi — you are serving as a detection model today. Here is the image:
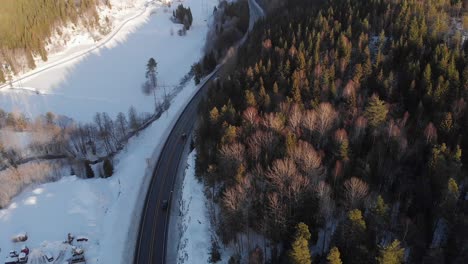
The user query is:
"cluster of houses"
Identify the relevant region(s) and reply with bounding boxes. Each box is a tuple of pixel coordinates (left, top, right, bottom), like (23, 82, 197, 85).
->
(4, 246, 29, 264)
(3, 233, 87, 264)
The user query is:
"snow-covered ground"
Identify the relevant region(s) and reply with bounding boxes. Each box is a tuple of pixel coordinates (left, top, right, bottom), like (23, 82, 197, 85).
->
(0, 0, 214, 122)
(0, 176, 112, 263)
(176, 150, 212, 263)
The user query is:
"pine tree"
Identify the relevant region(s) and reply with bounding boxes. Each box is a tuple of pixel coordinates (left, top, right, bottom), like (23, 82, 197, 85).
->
(447, 178, 459, 199)
(146, 58, 158, 88)
(327, 247, 342, 264)
(365, 95, 388, 128)
(289, 222, 312, 264)
(245, 90, 257, 107)
(440, 112, 453, 134)
(144, 58, 158, 110)
(192, 63, 203, 84)
(408, 17, 420, 46)
(209, 107, 220, 124)
(375, 195, 389, 217)
(273, 82, 279, 94)
(423, 63, 432, 96)
(348, 209, 366, 230)
(376, 240, 404, 264)
(0, 69, 5, 83)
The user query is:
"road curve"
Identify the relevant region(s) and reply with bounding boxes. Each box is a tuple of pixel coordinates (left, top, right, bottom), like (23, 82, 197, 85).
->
(134, 1, 264, 263)
(0, 1, 154, 90)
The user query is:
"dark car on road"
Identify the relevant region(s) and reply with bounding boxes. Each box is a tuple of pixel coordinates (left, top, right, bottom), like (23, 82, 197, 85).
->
(161, 200, 169, 210)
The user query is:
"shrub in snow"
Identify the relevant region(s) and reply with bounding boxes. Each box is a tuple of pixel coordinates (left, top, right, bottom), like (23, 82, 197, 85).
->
(84, 161, 94, 178)
(172, 4, 193, 30)
(228, 254, 241, 264)
(208, 238, 221, 263)
(11, 232, 28, 243)
(103, 158, 114, 178)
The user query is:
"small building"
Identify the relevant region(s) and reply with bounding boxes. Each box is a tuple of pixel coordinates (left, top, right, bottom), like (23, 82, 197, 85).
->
(4, 251, 18, 264)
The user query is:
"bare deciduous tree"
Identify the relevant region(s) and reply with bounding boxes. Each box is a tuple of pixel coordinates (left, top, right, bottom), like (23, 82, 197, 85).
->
(290, 140, 323, 181)
(352, 115, 367, 142)
(266, 158, 310, 216)
(424, 122, 437, 143)
(220, 142, 245, 179)
(116, 112, 128, 139)
(334, 128, 348, 143)
(344, 177, 369, 208)
(288, 103, 302, 133)
(451, 98, 466, 120)
(242, 107, 260, 127)
(315, 102, 337, 146)
(302, 109, 317, 141)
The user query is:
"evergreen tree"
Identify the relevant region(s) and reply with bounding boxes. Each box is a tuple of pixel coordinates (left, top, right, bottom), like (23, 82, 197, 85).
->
(289, 222, 312, 264)
(375, 195, 389, 217)
(192, 63, 203, 84)
(0, 69, 5, 83)
(173, 4, 193, 29)
(146, 58, 158, 89)
(447, 178, 459, 200)
(348, 209, 366, 230)
(439, 112, 453, 134)
(365, 95, 388, 128)
(423, 63, 433, 96)
(327, 247, 342, 264)
(143, 58, 158, 111)
(376, 240, 404, 264)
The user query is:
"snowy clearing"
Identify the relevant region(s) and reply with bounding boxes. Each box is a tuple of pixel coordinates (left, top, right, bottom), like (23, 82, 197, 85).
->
(0, 0, 215, 122)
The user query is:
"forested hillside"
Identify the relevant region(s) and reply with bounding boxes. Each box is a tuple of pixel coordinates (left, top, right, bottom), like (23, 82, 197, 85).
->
(0, 0, 103, 81)
(196, 0, 468, 263)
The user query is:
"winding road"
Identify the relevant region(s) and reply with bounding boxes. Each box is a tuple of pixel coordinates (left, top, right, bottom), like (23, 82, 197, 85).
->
(133, 0, 264, 263)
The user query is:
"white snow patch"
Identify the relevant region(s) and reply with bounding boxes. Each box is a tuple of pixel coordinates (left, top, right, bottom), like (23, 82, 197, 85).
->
(177, 150, 211, 264)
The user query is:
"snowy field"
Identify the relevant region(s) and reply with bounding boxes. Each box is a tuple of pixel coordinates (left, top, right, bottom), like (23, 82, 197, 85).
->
(0, 0, 214, 122)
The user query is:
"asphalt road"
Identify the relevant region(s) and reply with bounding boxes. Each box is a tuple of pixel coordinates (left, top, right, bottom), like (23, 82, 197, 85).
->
(133, 67, 220, 264)
(134, 1, 264, 263)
